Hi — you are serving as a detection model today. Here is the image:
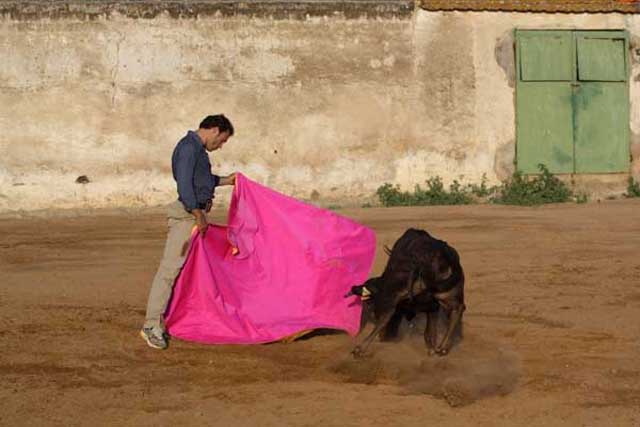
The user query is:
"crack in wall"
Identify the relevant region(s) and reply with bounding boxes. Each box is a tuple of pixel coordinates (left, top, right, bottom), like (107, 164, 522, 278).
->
(110, 31, 125, 108)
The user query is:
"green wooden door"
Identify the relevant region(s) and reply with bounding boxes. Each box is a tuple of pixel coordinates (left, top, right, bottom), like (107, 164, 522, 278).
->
(516, 31, 575, 174)
(516, 30, 630, 174)
(574, 32, 629, 172)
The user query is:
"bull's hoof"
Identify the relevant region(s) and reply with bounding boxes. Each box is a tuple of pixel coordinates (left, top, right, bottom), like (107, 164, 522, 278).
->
(351, 346, 365, 359)
(427, 348, 437, 357)
(435, 347, 450, 356)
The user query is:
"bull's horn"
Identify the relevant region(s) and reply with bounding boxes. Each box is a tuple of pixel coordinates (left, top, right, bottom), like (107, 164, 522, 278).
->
(344, 285, 372, 299)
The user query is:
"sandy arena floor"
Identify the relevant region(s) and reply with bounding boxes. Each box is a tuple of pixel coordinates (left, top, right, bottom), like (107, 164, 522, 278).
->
(1, 201, 639, 426)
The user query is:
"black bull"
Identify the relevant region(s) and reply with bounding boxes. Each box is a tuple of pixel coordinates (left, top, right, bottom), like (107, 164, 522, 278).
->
(346, 228, 466, 357)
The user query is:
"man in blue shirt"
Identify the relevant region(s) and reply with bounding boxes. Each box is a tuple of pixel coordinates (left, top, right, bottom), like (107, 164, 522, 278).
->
(141, 114, 236, 349)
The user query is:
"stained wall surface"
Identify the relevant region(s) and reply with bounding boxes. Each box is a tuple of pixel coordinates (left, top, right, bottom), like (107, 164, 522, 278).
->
(1, 4, 638, 212)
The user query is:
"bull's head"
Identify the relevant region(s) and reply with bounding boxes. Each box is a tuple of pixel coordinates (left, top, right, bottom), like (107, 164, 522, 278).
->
(344, 277, 381, 301)
(344, 284, 372, 300)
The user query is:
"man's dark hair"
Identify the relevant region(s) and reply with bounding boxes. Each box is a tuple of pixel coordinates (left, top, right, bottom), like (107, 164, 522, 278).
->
(199, 114, 234, 135)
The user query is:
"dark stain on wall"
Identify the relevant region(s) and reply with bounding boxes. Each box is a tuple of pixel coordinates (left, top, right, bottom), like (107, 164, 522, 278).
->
(495, 31, 516, 88)
(494, 139, 515, 180)
(417, 14, 476, 147)
(630, 131, 640, 162)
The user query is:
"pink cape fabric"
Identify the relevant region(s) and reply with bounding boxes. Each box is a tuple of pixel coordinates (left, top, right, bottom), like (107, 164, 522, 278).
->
(164, 174, 376, 344)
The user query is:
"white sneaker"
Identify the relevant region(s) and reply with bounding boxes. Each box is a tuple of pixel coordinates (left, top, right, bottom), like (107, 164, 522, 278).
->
(140, 327, 168, 349)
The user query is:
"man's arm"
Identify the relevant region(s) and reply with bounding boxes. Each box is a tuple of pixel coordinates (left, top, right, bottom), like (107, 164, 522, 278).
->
(190, 208, 208, 236)
(174, 144, 208, 236)
(218, 173, 236, 186)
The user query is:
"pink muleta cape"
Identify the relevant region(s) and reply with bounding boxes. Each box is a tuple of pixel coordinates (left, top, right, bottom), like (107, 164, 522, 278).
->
(164, 174, 376, 344)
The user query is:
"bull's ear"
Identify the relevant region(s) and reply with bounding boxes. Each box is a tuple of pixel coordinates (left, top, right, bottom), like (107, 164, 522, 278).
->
(363, 277, 381, 294)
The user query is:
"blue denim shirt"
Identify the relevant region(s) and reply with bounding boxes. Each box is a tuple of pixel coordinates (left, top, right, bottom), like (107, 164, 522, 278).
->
(172, 131, 220, 212)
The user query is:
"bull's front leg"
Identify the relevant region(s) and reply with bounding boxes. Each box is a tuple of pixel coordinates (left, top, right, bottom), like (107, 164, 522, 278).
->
(380, 309, 404, 342)
(351, 311, 395, 358)
(435, 304, 465, 356)
(424, 309, 438, 355)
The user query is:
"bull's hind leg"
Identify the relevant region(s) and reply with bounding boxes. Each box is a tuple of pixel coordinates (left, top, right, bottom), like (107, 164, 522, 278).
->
(351, 311, 395, 358)
(435, 305, 465, 356)
(424, 309, 438, 355)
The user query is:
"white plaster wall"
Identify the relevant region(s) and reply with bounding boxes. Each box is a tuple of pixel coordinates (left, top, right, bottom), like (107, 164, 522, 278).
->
(0, 10, 637, 213)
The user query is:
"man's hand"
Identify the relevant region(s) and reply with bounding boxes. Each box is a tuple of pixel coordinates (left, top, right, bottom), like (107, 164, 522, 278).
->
(219, 173, 237, 186)
(192, 209, 208, 237)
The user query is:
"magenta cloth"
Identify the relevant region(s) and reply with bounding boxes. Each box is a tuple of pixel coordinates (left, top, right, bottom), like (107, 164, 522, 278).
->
(164, 174, 376, 344)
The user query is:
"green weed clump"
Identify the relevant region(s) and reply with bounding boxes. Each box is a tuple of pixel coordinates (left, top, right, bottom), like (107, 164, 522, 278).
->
(376, 177, 474, 207)
(625, 177, 640, 198)
(375, 166, 576, 207)
(575, 193, 589, 204)
(492, 164, 572, 206)
(466, 174, 495, 198)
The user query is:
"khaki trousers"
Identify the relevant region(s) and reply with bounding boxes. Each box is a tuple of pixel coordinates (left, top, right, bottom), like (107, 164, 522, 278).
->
(144, 201, 195, 330)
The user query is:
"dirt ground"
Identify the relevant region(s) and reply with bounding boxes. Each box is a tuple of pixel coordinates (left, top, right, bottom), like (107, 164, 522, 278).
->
(1, 200, 639, 426)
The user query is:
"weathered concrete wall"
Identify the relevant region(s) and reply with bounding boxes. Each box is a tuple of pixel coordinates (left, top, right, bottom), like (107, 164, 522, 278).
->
(0, 4, 638, 213)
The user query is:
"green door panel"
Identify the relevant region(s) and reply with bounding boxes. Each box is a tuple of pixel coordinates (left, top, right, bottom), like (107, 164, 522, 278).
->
(518, 31, 574, 81)
(577, 37, 626, 81)
(574, 82, 629, 172)
(516, 83, 574, 174)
